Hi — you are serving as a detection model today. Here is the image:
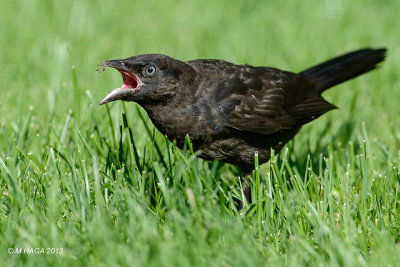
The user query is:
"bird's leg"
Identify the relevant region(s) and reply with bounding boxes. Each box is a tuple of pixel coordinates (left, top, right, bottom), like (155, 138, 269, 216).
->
(241, 177, 252, 204)
(238, 170, 253, 209)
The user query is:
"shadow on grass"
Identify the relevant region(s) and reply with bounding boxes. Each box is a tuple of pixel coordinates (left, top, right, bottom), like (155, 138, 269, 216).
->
(289, 119, 360, 177)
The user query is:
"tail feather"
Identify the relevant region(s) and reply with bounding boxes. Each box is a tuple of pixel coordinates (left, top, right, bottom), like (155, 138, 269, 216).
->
(299, 48, 386, 93)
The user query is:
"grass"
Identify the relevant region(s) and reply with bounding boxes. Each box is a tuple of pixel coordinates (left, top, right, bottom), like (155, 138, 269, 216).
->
(1, 0, 400, 266)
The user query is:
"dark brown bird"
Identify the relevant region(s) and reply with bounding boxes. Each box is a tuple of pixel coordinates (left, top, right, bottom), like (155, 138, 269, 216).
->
(98, 48, 386, 203)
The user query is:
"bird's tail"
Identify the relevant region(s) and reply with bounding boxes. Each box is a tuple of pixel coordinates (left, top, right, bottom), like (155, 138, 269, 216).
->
(299, 48, 386, 93)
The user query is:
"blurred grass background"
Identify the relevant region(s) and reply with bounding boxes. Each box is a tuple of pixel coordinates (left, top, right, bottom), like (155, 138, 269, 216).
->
(1, 0, 400, 266)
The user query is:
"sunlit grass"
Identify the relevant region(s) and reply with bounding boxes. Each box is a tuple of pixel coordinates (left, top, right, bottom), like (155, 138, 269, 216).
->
(1, 0, 400, 266)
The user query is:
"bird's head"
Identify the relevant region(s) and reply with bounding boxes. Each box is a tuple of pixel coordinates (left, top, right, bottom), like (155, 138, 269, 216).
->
(98, 54, 194, 105)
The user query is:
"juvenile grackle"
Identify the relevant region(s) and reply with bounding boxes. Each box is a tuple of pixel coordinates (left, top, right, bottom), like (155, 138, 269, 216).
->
(99, 48, 386, 203)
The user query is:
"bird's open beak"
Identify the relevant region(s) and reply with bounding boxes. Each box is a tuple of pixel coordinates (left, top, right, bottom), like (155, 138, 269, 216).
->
(98, 60, 142, 105)
(99, 87, 133, 105)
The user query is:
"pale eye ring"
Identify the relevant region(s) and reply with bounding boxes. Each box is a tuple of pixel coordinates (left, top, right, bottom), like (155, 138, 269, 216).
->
(144, 65, 156, 75)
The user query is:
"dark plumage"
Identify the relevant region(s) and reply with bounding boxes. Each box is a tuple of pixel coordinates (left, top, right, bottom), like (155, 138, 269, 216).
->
(99, 48, 386, 203)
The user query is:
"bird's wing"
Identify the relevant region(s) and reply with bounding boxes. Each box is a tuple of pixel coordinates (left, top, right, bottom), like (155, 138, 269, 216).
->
(221, 66, 336, 135)
(186, 60, 336, 135)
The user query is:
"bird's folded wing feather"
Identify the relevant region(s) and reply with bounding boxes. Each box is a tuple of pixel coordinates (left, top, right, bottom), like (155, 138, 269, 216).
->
(228, 86, 297, 134)
(187, 60, 336, 135)
(224, 67, 335, 135)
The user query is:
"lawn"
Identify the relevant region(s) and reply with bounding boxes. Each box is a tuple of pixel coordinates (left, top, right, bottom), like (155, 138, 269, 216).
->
(1, 0, 400, 266)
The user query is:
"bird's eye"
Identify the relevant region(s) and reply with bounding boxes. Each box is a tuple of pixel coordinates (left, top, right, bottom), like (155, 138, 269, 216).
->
(144, 65, 156, 75)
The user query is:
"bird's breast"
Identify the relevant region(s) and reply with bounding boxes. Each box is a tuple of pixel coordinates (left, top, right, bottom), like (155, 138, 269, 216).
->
(143, 102, 217, 149)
